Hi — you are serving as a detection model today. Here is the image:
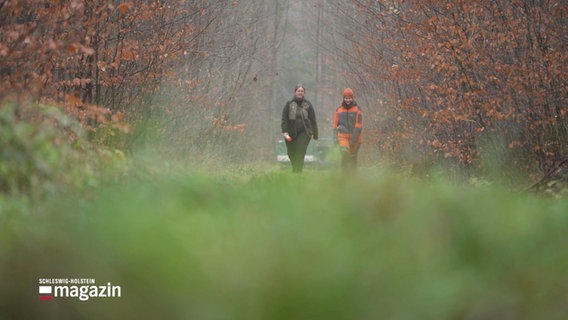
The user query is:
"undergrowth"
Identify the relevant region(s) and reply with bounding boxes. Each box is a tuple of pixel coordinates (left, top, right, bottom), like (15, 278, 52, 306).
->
(1, 167, 567, 319)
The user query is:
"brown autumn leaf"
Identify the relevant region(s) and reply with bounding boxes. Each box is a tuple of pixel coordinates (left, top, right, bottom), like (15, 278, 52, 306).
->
(81, 45, 95, 56)
(111, 112, 124, 122)
(66, 94, 81, 106)
(0, 43, 7, 56)
(118, 3, 132, 14)
(122, 50, 135, 61)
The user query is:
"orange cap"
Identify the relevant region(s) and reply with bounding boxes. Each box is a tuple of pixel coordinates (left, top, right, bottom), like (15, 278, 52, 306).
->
(343, 88, 354, 98)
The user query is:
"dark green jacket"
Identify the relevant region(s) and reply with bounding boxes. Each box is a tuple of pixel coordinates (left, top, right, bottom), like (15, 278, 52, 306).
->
(281, 98, 319, 140)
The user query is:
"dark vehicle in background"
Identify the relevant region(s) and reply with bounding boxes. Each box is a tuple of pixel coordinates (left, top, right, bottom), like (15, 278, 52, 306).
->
(275, 137, 337, 169)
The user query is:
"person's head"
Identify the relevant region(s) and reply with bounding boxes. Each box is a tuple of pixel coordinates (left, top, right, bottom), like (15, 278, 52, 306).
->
(343, 88, 354, 105)
(294, 84, 305, 100)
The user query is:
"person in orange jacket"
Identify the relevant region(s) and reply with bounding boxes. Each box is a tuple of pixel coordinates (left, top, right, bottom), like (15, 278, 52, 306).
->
(334, 88, 363, 172)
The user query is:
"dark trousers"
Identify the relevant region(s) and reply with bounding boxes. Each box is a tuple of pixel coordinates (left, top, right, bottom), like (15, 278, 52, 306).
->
(341, 149, 358, 173)
(286, 131, 311, 173)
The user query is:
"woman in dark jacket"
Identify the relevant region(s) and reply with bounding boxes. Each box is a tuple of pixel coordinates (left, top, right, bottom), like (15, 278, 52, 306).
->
(281, 84, 319, 173)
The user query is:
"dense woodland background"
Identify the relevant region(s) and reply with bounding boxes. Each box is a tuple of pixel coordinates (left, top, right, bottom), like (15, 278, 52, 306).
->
(1, 2, 568, 318)
(1, 0, 566, 184)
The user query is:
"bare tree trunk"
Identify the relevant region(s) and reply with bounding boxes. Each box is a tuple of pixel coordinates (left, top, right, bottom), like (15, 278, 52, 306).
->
(314, 0, 324, 109)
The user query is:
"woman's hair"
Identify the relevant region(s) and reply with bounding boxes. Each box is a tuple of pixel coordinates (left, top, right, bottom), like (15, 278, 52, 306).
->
(294, 84, 305, 92)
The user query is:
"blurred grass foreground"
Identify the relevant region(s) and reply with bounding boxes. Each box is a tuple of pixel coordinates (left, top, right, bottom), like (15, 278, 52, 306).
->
(1, 167, 567, 320)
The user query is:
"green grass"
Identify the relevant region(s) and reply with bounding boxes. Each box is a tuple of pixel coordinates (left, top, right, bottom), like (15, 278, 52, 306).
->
(1, 167, 567, 319)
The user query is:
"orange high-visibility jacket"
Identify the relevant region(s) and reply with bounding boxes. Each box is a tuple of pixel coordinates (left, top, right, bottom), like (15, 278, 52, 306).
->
(334, 103, 363, 153)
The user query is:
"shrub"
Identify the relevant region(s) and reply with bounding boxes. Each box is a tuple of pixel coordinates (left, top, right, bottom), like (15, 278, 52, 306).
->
(0, 101, 127, 200)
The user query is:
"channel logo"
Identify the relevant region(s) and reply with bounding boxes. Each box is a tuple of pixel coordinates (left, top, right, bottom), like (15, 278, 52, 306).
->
(38, 278, 121, 301)
(39, 286, 53, 301)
